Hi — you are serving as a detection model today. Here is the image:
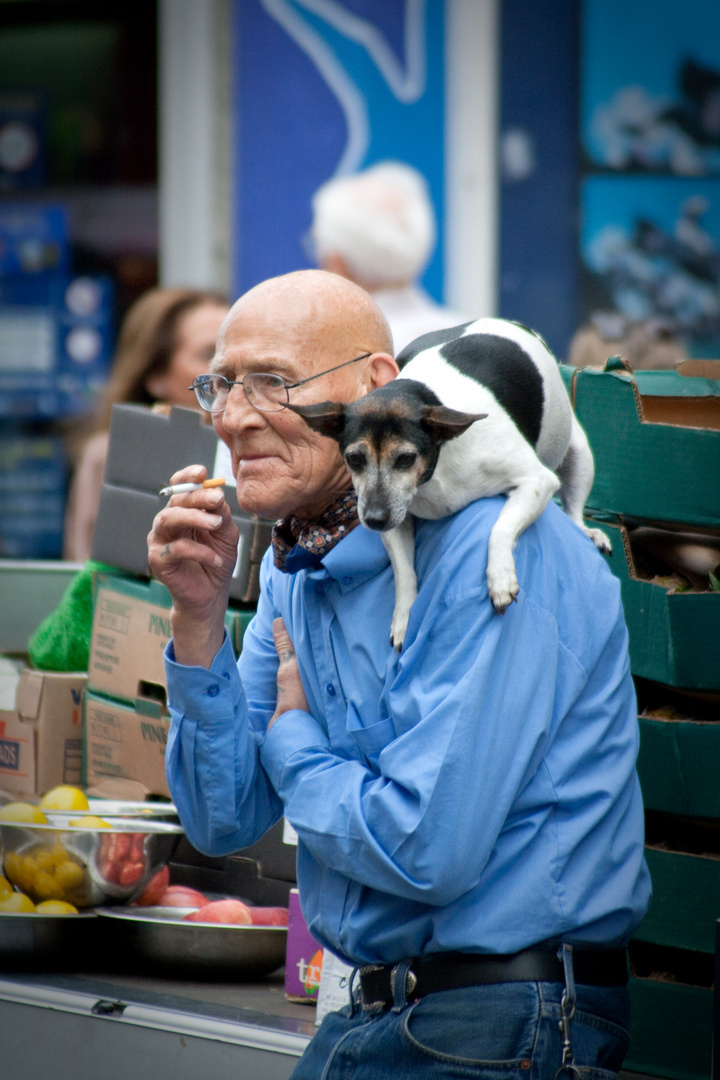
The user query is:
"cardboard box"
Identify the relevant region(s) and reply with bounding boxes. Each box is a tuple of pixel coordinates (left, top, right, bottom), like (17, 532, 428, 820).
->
(626, 975, 712, 1080)
(90, 404, 273, 603)
(87, 571, 252, 707)
(285, 888, 323, 1004)
(233, 818, 297, 883)
(83, 690, 171, 799)
(634, 848, 720, 956)
(638, 714, 720, 819)
(561, 359, 720, 528)
(0, 669, 85, 797)
(590, 517, 720, 690)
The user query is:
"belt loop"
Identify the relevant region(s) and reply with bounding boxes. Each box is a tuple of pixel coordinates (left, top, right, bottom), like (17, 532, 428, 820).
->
(347, 967, 360, 1017)
(390, 960, 413, 1013)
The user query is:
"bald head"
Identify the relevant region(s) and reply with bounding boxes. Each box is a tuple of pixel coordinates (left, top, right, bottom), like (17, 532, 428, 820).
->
(221, 269, 393, 360)
(210, 270, 399, 521)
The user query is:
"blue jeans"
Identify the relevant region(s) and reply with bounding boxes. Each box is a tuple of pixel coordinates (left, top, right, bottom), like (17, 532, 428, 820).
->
(291, 976, 631, 1079)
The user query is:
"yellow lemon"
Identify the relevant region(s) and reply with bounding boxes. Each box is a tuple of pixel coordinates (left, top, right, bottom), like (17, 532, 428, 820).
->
(0, 802, 48, 824)
(35, 899, 78, 915)
(0, 890, 36, 913)
(69, 815, 110, 828)
(0, 874, 12, 900)
(32, 867, 60, 900)
(55, 859, 84, 891)
(39, 785, 90, 812)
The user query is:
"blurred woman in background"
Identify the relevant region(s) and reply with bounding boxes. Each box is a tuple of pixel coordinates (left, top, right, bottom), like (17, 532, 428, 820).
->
(63, 286, 229, 562)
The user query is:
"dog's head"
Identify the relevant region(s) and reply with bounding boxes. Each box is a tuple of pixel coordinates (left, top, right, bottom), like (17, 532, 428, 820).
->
(288, 381, 485, 530)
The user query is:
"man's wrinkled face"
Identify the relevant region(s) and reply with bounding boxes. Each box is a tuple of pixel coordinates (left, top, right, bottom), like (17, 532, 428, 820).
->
(210, 294, 375, 521)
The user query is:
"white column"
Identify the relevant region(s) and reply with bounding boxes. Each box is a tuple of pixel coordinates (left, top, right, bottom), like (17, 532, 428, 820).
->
(445, 0, 499, 317)
(158, 0, 232, 292)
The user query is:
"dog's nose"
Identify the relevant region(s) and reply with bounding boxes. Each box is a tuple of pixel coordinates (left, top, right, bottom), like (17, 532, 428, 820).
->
(363, 512, 389, 531)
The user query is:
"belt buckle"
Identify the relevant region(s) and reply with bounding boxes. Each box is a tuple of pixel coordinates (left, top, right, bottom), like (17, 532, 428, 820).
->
(390, 961, 419, 1008)
(359, 962, 419, 1010)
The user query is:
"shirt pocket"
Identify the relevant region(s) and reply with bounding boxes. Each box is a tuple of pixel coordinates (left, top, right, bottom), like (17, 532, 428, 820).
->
(346, 702, 396, 769)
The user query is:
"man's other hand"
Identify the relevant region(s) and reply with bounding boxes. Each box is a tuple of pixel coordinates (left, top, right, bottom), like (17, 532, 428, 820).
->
(269, 618, 309, 729)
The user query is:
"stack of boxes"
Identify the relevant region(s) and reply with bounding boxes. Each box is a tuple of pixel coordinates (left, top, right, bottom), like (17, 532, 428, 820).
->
(83, 570, 253, 799)
(0, 203, 113, 557)
(0, 666, 86, 799)
(81, 402, 272, 798)
(561, 355, 720, 1080)
(1, 403, 270, 803)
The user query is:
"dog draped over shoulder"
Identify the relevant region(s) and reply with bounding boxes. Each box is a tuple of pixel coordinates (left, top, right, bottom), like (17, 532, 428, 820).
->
(289, 317, 610, 649)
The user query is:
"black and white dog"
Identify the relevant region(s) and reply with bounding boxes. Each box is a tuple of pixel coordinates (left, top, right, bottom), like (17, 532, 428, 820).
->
(290, 317, 610, 648)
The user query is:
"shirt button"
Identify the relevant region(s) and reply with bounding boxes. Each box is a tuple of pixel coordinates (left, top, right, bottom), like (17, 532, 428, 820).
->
(326, 683, 336, 696)
(206, 684, 220, 697)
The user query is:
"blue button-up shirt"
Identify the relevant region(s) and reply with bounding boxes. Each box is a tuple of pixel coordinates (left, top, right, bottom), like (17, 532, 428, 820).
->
(165, 496, 651, 966)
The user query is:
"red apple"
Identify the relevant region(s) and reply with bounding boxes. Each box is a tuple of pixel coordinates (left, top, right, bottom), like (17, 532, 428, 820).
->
(159, 884, 210, 908)
(183, 899, 252, 925)
(248, 906, 289, 926)
(133, 865, 170, 906)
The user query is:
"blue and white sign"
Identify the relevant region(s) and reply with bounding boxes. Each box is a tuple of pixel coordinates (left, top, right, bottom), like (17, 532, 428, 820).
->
(232, 0, 446, 299)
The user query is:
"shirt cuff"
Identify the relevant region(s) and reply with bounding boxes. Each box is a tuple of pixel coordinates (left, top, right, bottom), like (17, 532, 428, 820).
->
(164, 630, 241, 723)
(260, 708, 330, 792)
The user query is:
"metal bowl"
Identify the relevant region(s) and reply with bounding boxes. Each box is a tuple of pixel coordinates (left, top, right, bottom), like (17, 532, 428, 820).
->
(96, 906, 288, 979)
(0, 818, 183, 908)
(0, 910, 100, 967)
(81, 800, 179, 820)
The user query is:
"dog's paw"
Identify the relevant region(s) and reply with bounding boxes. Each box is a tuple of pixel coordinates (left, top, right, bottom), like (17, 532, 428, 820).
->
(585, 526, 612, 555)
(390, 613, 409, 652)
(487, 566, 519, 615)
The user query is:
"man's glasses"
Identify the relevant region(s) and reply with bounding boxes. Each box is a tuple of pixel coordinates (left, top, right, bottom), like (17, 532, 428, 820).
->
(189, 353, 372, 413)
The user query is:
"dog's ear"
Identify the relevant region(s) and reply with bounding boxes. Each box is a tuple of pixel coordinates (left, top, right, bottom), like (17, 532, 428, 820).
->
(286, 400, 347, 442)
(422, 406, 487, 442)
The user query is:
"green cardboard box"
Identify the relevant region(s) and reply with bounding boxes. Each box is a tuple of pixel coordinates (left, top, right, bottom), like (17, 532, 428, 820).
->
(634, 848, 720, 955)
(561, 359, 720, 528)
(625, 976, 712, 1080)
(638, 714, 720, 818)
(590, 517, 720, 690)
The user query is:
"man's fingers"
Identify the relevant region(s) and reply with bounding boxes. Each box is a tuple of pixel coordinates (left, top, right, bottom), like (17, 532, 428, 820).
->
(272, 618, 295, 663)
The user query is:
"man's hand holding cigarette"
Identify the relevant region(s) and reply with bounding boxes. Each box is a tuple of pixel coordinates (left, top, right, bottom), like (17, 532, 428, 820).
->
(147, 464, 240, 668)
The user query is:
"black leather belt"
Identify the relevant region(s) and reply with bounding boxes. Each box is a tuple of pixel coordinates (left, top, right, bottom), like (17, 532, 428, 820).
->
(359, 947, 628, 1009)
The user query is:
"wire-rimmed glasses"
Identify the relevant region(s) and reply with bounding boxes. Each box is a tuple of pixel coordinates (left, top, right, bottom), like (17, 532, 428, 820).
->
(189, 352, 372, 413)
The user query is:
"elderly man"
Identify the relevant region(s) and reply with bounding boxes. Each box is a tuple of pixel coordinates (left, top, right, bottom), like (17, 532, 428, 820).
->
(148, 269, 650, 1079)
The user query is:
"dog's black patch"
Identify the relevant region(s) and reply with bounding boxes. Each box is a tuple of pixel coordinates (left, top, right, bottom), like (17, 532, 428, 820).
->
(396, 323, 471, 370)
(440, 333, 544, 448)
(508, 320, 552, 354)
(369, 379, 443, 410)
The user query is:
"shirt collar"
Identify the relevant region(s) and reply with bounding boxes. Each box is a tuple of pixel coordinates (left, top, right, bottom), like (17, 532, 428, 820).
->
(319, 524, 389, 592)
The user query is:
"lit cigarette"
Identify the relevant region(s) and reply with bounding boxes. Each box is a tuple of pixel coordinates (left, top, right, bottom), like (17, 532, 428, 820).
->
(159, 477, 226, 497)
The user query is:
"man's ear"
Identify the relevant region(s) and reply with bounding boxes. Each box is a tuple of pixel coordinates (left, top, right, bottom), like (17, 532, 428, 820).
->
(286, 400, 347, 443)
(367, 352, 399, 390)
(422, 405, 487, 442)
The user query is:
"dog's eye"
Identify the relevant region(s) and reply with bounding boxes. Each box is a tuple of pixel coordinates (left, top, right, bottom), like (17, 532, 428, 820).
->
(394, 452, 417, 470)
(345, 450, 366, 471)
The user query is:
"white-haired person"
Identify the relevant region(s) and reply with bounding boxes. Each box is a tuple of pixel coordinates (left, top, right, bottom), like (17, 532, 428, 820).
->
(309, 160, 469, 353)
